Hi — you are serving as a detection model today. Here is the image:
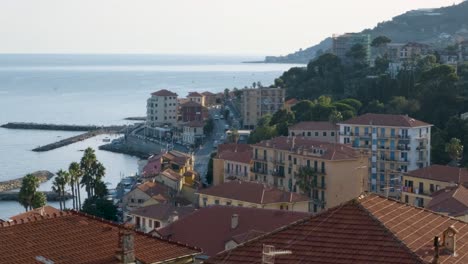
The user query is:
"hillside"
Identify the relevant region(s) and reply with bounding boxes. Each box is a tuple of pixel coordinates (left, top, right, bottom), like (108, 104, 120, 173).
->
(264, 1, 468, 63)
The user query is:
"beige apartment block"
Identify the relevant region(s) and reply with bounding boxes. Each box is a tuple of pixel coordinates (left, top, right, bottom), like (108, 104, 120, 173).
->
(251, 136, 368, 214)
(338, 113, 432, 199)
(288, 121, 338, 143)
(212, 143, 252, 185)
(240, 87, 285, 129)
(187, 92, 205, 107)
(146, 89, 178, 136)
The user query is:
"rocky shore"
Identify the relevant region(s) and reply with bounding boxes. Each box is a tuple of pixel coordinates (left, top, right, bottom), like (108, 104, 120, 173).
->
(1, 122, 125, 132)
(0, 170, 54, 192)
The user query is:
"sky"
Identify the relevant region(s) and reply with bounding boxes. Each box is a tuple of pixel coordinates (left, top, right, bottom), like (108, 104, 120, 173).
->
(0, 0, 464, 55)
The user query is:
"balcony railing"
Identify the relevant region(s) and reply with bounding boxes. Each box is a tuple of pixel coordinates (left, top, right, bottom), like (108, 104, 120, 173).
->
(397, 145, 411, 151)
(252, 157, 267, 163)
(251, 167, 268, 175)
(401, 186, 430, 196)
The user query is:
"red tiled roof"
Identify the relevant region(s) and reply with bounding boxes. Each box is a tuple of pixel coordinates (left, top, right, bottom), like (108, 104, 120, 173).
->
(135, 182, 172, 200)
(340, 113, 431, 127)
(163, 151, 192, 166)
(428, 185, 468, 216)
(289, 121, 338, 131)
(208, 194, 468, 264)
(0, 211, 199, 264)
(207, 195, 425, 264)
(156, 206, 309, 256)
(129, 204, 195, 222)
(9, 205, 60, 221)
(254, 136, 360, 161)
(218, 150, 252, 164)
(188, 92, 204, 97)
(161, 169, 183, 181)
(197, 181, 309, 204)
(151, 89, 178, 97)
(285, 98, 298, 105)
(217, 144, 252, 156)
(405, 165, 468, 185)
(202, 91, 216, 96)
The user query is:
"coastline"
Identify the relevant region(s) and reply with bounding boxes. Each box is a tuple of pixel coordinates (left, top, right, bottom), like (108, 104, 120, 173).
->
(0, 170, 54, 192)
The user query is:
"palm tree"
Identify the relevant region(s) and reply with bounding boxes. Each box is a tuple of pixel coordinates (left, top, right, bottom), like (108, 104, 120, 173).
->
(18, 174, 40, 211)
(80, 147, 97, 198)
(69, 162, 83, 210)
(295, 166, 317, 198)
(53, 170, 69, 210)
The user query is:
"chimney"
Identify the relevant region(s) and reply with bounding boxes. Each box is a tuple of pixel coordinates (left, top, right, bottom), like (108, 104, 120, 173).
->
(442, 225, 458, 256)
(231, 214, 239, 229)
(432, 236, 440, 264)
(116, 229, 135, 264)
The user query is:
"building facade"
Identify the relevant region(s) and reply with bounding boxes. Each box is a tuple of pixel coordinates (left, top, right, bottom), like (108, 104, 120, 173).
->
(288, 121, 338, 143)
(250, 136, 368, 214)
(181, 121, 204, 146)
(338, 113, 432, 198)
(146, 89, 178, 137)
(180, 101, 203, 122)
(240, 87, 285, 129)
(401, 164, 468, 208)
(187, 92, 205, 107)
(332, 33, 371, 64)
(212, 144, 252, 185)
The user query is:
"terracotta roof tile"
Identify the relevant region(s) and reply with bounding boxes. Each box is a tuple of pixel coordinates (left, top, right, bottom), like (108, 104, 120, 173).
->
(207, 195, 425, 264)
(9, 205, 60, 221)
(161, 168, 183, 181)
(427, 185, 468, 216)
(129, 204, 195, 222)
(135, 181, 171, 200)
(197, 181, 309, 204)
(340, 113, 431, 127)
(289, 121, 338, 131)
(405, 165, 468, 184)
(156, 206, 309, 256)
(216, 144, 252, 158)
(188, 92, 204, 97)
(218, 150, 252, 164)
(151, 89, 178, 97)
(0, 211, 199, 264)
(254, 136, 360, 161)
(202, 91, 216, 96)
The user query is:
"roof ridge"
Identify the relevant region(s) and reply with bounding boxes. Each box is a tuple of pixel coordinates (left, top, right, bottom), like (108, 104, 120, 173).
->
(356, 196, 425, 264)
(0, 211, 71, 228)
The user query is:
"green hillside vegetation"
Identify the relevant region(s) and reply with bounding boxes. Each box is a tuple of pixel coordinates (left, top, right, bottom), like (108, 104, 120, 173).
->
(250, 47, 468, 166)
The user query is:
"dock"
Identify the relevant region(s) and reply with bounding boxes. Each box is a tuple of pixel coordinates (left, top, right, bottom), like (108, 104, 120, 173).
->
(0, 191, 72, 201)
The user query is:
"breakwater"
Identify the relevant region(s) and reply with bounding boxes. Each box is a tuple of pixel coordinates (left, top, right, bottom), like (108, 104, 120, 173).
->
(0, 191, 72, 201)
(1, 122, 125, 132)
(33, 130, 110, 152)
(0, 171, 54, 192)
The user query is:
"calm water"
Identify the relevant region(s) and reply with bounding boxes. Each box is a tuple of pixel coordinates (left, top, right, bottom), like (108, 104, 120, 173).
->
(0, 54, 300, 219)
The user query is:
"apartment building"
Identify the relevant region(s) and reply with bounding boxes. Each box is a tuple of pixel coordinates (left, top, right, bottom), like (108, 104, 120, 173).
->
(146, 89, 178, 136)
(240, 87, 285, 129)
(251, 136, 368, 213)
(332, 33, 371, 64)
(401, 164, 468, 208)
(212, 143, 252, 185)
(288, 121, 338, 143)
(187, 92, 205, 107)
(387, 42, 431, 62)
(338, 113, 432, 198)
(181, 121, 204, 146)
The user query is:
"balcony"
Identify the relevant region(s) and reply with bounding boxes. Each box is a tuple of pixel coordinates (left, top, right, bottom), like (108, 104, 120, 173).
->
(311, 198, 326, 206)
(416, 145, 427, 150)
(397, 145, 411, 151)
(252, 157, 267, 163)
(251, 167, 268, 175)
(401, 186, 430, 196)
(398, 159, 410, 164)
(271, 171, 285, 178)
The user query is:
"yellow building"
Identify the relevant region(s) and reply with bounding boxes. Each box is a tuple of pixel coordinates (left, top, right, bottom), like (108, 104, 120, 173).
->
(197, 181, 310, 212)
(212, 143, 252, 186)
(251, 136, 368, 213)
(187, 92, 205, 107)
(401, 164, 468, 207)
(162, 150, 194, 175)
(240, 87, 285, 129)
(288, 121, 338, 143)
(338, 113, 432, 198)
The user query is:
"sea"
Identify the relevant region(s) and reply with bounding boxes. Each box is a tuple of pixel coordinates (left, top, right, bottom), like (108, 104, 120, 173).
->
(0, 54, 301, 219)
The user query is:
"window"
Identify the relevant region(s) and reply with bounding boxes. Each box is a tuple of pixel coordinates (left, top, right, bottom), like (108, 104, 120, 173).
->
(307, 132, 311, 136)
(331, 132, 335, 137)
(226, 201, 232, 206)
(142, 218, 146, 226)
(238, 203, 243, 207)
(149, 220, 153, 228)
(214, 199, 220, 205)
(154, 221, 160, 228)
(203, 197, 207, 207)
(130, 198, 135, 203)
(137, 199, 144, 204)
(315, 132, 319, 136)
(430, 184, 435, 193)
(321, 162, 325, 173)
(293, 158, 297, 165)
(405, 195, 409, 203)
(323, 132, 327, 136)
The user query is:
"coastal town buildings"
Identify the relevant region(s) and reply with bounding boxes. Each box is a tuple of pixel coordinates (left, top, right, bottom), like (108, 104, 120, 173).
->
(401, 164, 468, 208)
(155, 206, 309, 258)
(202, 91, 217, 106)
(145, 89, 178, 137)
(181, 121, 204, 146)
(338, 113, 432, 198)
(180, 101, 203, 122)
(288, 121, 338, 143)
(251, 136, 368, 213)
(212, 143, 252, 185)
(240, 87, 285, 129)
(206, 193, 468, 264)
(122, 182, 173, 212)
(0, 210, 200, 264)
(427, 185, 468, 222)
(197, 181, 310, 212)
(161, 150, 194, 175)
(187, 92, 205, 107)
(386, 42, 432, 62)
(332, 33, 371, 64)
(128, 203, 195, 233)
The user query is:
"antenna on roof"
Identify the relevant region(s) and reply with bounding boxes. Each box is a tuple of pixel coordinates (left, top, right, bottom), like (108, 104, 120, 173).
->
(262, 244, 292, 264)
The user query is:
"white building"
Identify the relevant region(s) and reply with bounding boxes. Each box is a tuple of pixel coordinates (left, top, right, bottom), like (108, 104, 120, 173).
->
(146, 89, 178, 137)
(182, 121, 204, 146)
(338, 113, 432, 198)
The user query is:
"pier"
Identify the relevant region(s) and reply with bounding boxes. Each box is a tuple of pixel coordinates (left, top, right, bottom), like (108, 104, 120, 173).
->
(1, 122, 128, 152)
(0, 191, 72, 201)
(0, 171, 54, 192)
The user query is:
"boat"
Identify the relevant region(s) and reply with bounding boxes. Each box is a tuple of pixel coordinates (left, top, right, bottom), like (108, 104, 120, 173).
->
(102, 137, 111, 142)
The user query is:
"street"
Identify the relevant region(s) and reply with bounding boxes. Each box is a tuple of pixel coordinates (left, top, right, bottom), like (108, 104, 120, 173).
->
(194, 105, 229, 184)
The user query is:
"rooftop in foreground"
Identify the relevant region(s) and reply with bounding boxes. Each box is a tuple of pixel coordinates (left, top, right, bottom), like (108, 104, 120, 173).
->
(0, 211, 199, 264)
(207, 193, 468, 264)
